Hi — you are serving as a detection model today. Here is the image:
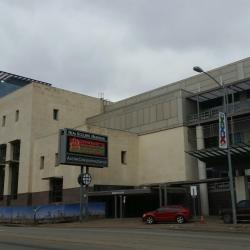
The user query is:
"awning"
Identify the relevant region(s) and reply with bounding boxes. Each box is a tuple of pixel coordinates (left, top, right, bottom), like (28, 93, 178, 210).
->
(88, 188, 152, 197)
(42, 176, 63, 180)
(187, 143, 250, 163)
(142, 177, 229, 187)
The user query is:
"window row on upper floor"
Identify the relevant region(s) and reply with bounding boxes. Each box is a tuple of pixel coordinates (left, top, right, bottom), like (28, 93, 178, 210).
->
(1, 108, 60, 127)
(1, 110, 19, 127)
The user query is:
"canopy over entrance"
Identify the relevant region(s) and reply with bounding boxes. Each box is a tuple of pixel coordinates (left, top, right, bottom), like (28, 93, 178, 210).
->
(186, 143, 250, 163)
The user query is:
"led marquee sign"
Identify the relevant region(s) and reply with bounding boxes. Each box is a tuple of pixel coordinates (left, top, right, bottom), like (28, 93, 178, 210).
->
(59, 128, 108, 167)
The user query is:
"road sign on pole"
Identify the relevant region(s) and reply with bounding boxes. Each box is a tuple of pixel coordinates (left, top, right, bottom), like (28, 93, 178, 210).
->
(78, 173, 92, 186)
(190, 185, 197, 217)
(79, 166, 90, 222)
(79, 166, 84, 222)
(190, 185, 197, 197)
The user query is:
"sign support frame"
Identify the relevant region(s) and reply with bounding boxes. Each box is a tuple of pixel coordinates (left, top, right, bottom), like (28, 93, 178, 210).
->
(80, 165, 84, 222)
(79, 166, 90, 222)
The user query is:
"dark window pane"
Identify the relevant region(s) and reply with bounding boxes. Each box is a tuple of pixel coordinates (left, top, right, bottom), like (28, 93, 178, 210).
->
(0, 144, 6, 164)
(53, 109, 59, 120)
(10, 163, 19, 200)
(50, 178, 63, 203)
(15, 110, 19, 122)
(11, 140, 20, 161)
(0, 165, 5, 200)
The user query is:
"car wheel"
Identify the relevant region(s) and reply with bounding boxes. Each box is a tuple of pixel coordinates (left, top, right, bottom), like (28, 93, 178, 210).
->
(176, 215, 185, 224)
(146, 216, 155, 224)
(223, 214, 232, 224)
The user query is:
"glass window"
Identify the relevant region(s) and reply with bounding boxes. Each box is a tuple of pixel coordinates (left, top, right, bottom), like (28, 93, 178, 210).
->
(55, 153, 59, 167)
(50, 178, 63, 203)
(121, 151, 127, 165)
(40, 156, 45, 169)
(156, 207, 168, 212)
(10, 163, 19, 200)
(237, 200, 248, 208)
(2, 116, 6, 127)
(53, 109, 59, 120)
(11, 140, 20, 161)
(15, 110, 19, 122)
(233, 132, 243, 144)
(0, 144, 6, 164)
(0, 165, 5, 200)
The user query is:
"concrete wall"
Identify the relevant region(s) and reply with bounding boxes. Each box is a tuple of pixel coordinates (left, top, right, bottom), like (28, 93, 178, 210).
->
(31, 83, 103, 139)
(87, 89, 187, 134)
(0, 85, 33, 195)
(31, 125, 139, 193)
(32, 124, 196, 192)
(0, 83, 103, 197)
(87, 58, 250, 134)
(137, 126, 197, 185)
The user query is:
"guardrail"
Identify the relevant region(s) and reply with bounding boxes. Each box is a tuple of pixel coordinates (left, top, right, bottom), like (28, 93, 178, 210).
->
(188, 99, 250, 124)
(208, 182, 230, 193)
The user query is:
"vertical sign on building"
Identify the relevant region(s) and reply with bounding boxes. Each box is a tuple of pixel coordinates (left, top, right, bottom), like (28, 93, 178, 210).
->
(219, 112, 228, 149)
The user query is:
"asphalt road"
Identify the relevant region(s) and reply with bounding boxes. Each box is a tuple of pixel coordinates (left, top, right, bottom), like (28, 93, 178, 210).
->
(0, 225, 250, 250)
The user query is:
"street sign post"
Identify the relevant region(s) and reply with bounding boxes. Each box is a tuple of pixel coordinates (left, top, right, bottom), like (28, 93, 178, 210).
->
(59, 128, 108, 168)
(190, 185, 197, 217)
(79, 166, 91, 222)
(190, 185, 197, 197)
(58, 129, 108, 222)
(78, 173, 92, 186)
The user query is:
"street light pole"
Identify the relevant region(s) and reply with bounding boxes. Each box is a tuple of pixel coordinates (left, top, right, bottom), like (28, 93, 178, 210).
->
(193, 66, 237, 224)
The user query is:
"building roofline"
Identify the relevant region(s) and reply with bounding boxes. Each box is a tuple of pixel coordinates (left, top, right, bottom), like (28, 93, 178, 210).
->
(104, 57, 250, 111)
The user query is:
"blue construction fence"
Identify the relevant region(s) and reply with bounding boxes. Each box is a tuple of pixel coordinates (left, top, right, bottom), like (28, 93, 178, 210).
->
(0, 202, 106, 224)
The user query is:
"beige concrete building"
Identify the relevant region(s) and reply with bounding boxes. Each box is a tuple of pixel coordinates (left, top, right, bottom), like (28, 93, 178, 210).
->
(1, 57, 250, 217)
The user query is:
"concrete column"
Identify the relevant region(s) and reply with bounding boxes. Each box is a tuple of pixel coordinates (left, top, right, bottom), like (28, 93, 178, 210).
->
(159, 185, 162, 207)
(3, 144, 12, 196)
(235, 176, 249, 202)
(114, 195, 117, 218)
(119, 195, 123, 218)
(3, 163, 11, 196)
(163, 185, 168, 206)
(196, 126, 209, 216)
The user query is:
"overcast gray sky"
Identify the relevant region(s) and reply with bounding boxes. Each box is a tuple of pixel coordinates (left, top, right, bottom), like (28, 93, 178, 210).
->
(1, 0, 250, 101)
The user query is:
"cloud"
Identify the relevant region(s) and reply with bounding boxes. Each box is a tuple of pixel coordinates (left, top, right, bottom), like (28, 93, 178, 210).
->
(0, 0, 250, 101)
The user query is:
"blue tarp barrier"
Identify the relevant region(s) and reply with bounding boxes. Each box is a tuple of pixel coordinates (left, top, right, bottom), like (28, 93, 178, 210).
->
(0, 202, 105, 224)
(0, 206, 34, 223)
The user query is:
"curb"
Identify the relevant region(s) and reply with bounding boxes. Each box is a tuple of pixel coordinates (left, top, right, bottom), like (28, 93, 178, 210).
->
(35, 220, 250, 234)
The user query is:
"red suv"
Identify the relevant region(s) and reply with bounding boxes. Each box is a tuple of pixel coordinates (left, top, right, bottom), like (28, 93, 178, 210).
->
(142, 205, 191, 224)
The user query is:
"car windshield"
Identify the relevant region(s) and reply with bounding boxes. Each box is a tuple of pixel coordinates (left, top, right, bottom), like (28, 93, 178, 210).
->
(237, 200, 250, 208)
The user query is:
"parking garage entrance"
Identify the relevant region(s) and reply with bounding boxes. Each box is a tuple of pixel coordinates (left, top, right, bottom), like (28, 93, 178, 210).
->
(88, 186, 191, 218)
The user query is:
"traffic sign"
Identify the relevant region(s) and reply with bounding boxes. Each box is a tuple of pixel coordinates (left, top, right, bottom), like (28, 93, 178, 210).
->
(190, 185, 197, 197)
(78, 173, 92, 186)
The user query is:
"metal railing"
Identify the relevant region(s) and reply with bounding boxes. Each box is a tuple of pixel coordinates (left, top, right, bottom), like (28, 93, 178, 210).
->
(208, 182, 230, 193)
(209, 181, 250, 193)
(188, 99, 250, 123)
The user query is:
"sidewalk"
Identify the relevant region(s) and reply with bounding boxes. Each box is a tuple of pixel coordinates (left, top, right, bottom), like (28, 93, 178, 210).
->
(40, 216, 250, 234)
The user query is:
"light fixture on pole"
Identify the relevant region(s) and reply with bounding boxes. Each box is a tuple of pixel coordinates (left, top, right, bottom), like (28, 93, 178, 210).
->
(193, 66, 237, 224)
